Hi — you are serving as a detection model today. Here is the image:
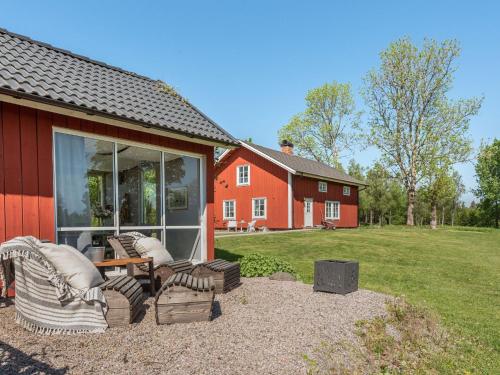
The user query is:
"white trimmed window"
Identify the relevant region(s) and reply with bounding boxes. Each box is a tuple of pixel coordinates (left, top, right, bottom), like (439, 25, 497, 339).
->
(318, 181, 327, 192)
(237, 165, 250, 186)
(325, 201, 340, 220)
(252, 198, 266, 219)
(343, 186, 351, 196)
(223, 200, 236, 220)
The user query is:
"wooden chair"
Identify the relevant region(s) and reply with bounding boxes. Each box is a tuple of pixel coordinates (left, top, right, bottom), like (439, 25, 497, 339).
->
(247, 220, 257, 232)
(107, 235, 193, 291)
(226, 220, 238, 232)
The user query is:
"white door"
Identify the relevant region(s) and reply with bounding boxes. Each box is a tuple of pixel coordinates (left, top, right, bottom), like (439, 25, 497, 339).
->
(304, 198, 313, 227)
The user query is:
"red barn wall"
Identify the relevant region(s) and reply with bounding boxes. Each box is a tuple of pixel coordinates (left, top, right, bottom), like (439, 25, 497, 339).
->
(292, 175, 359, 228)
(214, 147, 289, 229)
(0, 102, 215, 259)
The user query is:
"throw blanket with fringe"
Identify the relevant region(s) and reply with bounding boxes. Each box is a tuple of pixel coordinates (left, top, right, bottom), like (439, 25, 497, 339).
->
(0, 236, 108, 334)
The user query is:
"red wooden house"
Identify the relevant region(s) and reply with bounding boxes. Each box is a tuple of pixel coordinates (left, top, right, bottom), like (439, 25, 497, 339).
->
(215, 140, 366, 230)
(0, 28, 237, 270)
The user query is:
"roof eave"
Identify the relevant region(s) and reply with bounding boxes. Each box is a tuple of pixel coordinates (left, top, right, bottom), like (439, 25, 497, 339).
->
(0, 89, 239, 148)
(298, 172, 368, 187)
(238, 141, 297, 173)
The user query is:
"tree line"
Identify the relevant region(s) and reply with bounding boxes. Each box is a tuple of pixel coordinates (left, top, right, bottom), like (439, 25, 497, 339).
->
(278, 38, 499, 228)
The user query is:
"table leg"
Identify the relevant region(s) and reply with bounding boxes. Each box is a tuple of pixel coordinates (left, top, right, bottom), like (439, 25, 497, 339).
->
(126, 263, 134, 276)
(148, 260, 155, 295)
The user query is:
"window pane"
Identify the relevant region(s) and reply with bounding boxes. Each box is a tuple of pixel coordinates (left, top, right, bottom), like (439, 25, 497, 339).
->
(224, 201, 235, 219)
(164, 228, 201, 260)
(118, 145, 161, 226)
(57, 230, 115, 259)
(165, 153, 200, 226)
(119, 228, 162, 241)
(253, 198, 265, 217)
(55, 133, 114, 227)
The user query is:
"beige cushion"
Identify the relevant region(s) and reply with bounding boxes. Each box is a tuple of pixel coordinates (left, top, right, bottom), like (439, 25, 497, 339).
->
(133, 237, 173, 267)
(39, 243, 104, 290)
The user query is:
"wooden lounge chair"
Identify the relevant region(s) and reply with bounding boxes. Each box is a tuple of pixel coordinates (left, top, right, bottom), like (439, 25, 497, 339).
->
(107, 234, 193, 290)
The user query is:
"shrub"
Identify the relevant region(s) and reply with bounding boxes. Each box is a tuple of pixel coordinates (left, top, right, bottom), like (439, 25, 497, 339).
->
(239, 253, 296, 277)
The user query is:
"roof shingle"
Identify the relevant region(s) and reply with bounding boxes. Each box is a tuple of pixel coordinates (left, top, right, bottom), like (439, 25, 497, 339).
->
(0, 28, 236, 145)
(243, 142, 366, 186)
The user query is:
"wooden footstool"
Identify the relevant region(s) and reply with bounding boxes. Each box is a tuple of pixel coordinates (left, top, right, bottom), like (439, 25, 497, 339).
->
(155, 273, 215, 325)
(190, 259, 240, 294)
(100, 275, 144, 327)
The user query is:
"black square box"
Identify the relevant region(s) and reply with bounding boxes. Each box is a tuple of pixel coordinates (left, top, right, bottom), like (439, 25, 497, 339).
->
(314, 260, 359, 295)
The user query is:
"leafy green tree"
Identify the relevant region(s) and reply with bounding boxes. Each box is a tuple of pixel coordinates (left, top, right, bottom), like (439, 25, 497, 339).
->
(278, 82, 361, 168)
(448, 171, 465, 226)
(347, 159, 367, 224)
(364, 163, 391, 225)
(421, 166, 457, 229)
(475, 139, 500, 228)
(385, 179, 407, 225)
(363, 38, 482, 226)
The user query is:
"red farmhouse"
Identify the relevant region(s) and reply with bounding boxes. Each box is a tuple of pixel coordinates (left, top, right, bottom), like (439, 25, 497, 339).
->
(215, 141, 366, 230)
(0, 29, 237, 264)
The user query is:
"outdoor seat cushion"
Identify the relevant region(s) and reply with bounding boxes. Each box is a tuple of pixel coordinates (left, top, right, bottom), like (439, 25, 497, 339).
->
(133, 237, 174, 267)
(39, 243, 104, 290)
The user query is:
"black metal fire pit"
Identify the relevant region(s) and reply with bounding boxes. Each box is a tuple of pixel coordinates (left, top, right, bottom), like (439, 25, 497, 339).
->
(313, 260, 359, 295)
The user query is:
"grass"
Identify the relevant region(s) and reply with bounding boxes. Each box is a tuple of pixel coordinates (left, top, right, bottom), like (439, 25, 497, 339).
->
(215, 226, 500, 373)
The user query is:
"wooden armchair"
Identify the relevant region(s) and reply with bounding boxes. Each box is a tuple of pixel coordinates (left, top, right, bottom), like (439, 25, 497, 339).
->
(107, 235, 193, 290)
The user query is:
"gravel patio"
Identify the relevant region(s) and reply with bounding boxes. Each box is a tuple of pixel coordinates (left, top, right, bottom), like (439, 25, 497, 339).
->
(0, 278, 389, 375)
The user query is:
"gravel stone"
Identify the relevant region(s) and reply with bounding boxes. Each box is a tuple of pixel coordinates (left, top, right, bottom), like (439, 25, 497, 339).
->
(269, 271, 297, 281)
(0, 278, 390, 374)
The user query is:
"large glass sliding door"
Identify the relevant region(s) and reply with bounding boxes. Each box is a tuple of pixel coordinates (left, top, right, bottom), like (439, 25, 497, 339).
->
(117, 145, 162, 227)
(164, 153, 202, 260)
(54, 130, 205, 261)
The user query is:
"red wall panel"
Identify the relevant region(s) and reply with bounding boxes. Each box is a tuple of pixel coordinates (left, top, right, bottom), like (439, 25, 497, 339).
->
(0, 103, 5, 243)
(2, 103, 22, 239)
(37, 111, 54, 241)
(214, 148, 289, 229)
(292, 176, 358, 228)
(0, 102, 215, 260)
(20, 107, 40, 237)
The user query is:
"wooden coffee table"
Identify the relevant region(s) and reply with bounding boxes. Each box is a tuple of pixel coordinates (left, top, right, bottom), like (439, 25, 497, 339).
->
(94, 257, 155, 294)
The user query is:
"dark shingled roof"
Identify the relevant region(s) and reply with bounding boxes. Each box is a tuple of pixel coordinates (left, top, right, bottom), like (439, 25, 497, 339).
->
(243, 142, 366, 186)
(0, 28, 236, 145)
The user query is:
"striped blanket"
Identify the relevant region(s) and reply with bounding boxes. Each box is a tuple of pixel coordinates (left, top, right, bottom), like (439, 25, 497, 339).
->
(0, 236, 108, 334)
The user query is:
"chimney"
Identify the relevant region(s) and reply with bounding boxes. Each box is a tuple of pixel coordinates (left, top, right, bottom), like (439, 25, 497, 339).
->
(280, 140, 294, 155)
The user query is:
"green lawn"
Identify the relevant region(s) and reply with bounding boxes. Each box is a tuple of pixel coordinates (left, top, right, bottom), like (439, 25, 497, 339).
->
(215, 226, 500, 373)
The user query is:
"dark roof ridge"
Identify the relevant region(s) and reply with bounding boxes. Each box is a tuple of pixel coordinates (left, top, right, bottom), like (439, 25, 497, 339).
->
(240, 140, 366, 186)
(244, 141, 333, 168)
(0, 27, 156, 82)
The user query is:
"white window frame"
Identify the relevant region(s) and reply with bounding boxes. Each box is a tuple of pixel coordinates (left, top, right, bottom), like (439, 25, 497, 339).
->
(252, 197, 267, 219)
(223, 200, 236, 220)
(318, 181, 327, 192)
(236, 164, 250, 186)
(52, 127, 207, 261)
(343, 186, 351, 196)
(325, 200, 340, 220)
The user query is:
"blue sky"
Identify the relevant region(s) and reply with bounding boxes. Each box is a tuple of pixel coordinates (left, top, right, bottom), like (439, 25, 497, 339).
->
(2, 1, 499, 202)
